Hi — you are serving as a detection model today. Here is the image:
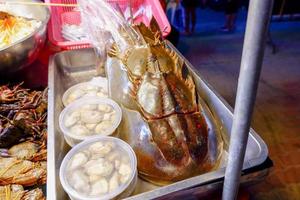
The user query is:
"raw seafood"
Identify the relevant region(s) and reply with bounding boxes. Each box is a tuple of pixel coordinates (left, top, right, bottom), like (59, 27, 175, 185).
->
(62, 101, 118, 137)
(77, 0, 223, 185)
(65, 141, 134, 197)
(63, 83, 108, 106)
(0, 83, 47, 149)
(106, 23, 223, 183)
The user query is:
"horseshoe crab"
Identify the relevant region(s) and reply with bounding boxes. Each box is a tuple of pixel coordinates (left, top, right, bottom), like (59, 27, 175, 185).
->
(78, 0, 223, 185)
(106, 23, 224, 185)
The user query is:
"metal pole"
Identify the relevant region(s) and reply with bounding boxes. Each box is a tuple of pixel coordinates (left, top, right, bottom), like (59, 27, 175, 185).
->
(222, 0, 273, 199)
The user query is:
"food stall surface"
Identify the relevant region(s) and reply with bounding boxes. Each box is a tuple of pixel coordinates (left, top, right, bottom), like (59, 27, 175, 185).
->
(5, 3, 300, 200)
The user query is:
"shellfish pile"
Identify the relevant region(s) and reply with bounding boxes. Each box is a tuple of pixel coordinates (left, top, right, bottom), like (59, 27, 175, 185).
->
(0, 83, 47, 199)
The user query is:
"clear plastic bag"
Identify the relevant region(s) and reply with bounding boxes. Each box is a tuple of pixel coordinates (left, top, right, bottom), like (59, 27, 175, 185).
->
(78, 0, 152, 74)
(78, 0, 223, 185)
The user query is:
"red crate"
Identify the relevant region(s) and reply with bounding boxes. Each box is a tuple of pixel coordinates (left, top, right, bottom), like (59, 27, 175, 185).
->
(46, 0, 171, 50)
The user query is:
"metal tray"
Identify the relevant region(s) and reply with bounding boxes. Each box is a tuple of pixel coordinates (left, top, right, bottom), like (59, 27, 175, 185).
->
(47, 47, 269, 199)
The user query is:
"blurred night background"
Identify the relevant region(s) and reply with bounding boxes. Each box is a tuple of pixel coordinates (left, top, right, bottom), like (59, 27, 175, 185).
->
(162, 0, 300, 199)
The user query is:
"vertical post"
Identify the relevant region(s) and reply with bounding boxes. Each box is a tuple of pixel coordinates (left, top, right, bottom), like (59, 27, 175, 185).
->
(222, 0, 273, 200)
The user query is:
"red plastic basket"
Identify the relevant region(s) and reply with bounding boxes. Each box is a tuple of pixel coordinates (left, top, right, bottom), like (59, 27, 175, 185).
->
(46, 0, 171, 50)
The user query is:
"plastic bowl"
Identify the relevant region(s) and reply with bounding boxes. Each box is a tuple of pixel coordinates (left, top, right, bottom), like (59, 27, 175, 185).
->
(60, 136, 137, 200)
(62, 77, 108, 106)
(59, 97, 122, 146)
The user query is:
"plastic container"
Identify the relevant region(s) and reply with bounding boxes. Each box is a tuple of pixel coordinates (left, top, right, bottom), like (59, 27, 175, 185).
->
(62, 77, 108, 106)
(60, 136, 137, 200)
(46, 0, 171, 50)
(59, 97, 122, 146)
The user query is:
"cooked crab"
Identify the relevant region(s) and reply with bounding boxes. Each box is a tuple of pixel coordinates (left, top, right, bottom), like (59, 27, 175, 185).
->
(0, 185, 45, 200)
(0, 158, 46, 187)
(106, 23, 223, 184)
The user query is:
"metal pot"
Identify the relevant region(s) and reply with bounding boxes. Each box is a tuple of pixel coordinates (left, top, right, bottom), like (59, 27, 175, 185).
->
(0, 0, 50, 74)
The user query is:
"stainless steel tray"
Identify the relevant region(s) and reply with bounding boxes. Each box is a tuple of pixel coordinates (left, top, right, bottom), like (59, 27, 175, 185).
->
(47, 47, 269, 199)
